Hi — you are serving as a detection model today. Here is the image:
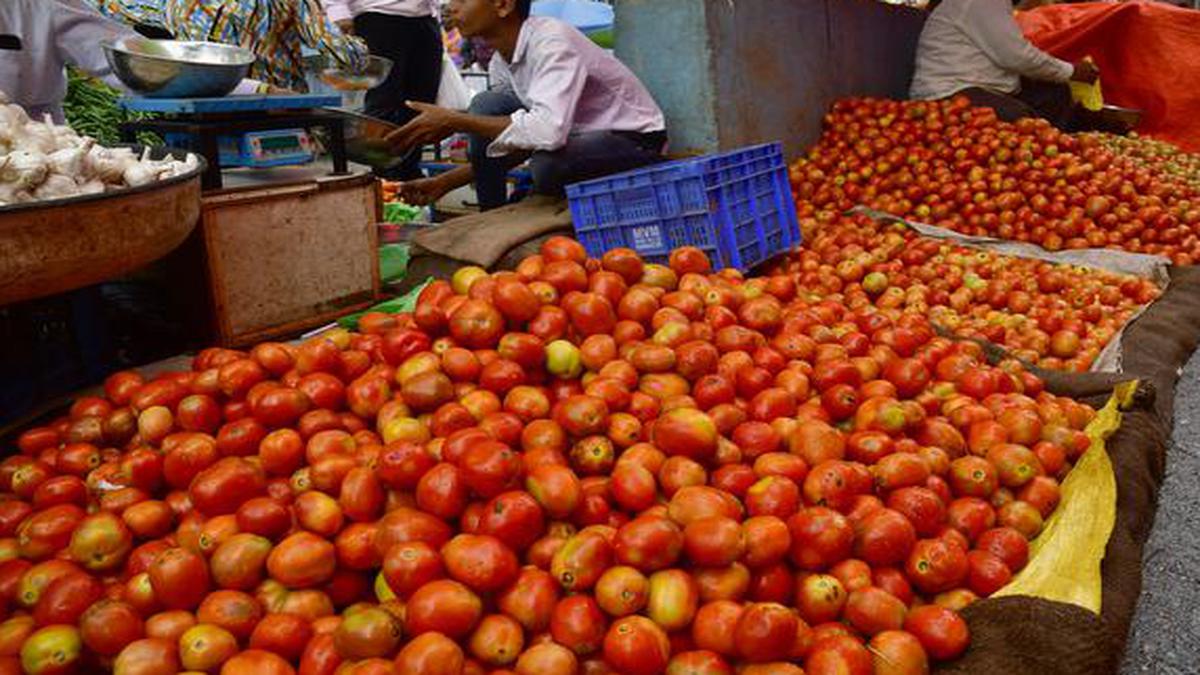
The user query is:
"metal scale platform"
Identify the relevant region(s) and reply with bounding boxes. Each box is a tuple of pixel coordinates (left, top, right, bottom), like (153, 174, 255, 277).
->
(118, 93, 346, 190)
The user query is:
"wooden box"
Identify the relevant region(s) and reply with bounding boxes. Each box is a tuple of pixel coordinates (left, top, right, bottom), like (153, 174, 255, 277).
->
(200, 170, 380, 346)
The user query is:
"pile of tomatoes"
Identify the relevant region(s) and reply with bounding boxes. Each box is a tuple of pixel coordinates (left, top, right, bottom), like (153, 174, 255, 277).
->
(0, 238, 1098, 675)
(1080, 132, 1200, 193)
(790, 97, 1200, 265)
(765, 215, 1161, 372)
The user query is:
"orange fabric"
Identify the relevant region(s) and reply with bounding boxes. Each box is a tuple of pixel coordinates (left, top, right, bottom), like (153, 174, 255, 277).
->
(1017, 1, 1200, 151)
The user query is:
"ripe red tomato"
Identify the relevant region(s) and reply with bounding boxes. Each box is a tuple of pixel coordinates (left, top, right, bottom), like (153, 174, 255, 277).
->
(394, 632, 466, 675)
(148, 547, 210, 610)
(602, 615, 670, 675)
(550, 594, 608, 656)
(903, 605, 969, 661)
(734, 602, 799, 663)
(404, 579, 483, 640)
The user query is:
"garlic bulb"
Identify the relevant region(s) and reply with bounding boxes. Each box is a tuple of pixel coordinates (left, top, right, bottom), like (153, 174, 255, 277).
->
(0, 91, 203, 207)
(1, 151, 50, 190)
(48, 141, 92, 177)
(123, 163, 157, 188)
(78, 180, 107, 195)
(33, 174, 80, 200)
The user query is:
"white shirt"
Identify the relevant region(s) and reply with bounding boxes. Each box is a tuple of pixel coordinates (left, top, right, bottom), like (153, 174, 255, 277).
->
(0, 0, 132, 123)
(910, 0, 1073, 100)
(0, 0, 259, 124)
(487, 17, 665, 158)
(322, 0, 436, 23)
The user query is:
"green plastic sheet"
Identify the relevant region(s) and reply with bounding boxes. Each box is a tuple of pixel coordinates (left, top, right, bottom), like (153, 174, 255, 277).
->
(336, 278, 433, 329)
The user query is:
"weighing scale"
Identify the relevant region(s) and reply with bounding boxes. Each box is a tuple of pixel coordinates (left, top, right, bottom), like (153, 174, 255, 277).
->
(118, 93, 347, 190)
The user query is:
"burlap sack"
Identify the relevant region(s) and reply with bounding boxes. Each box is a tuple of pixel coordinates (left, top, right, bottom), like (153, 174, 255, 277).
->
(396, 197, 574, 296)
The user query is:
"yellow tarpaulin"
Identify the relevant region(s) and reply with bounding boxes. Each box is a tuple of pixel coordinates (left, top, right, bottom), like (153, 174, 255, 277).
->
(992, 380, 1136, 613)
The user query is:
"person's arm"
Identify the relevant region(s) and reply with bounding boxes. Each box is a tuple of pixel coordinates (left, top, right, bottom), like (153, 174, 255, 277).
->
(384, 101, 510, 152)
(53, 0, 139, 91)
(399, 165, 475, 206)
(296, 0, 368, 68)
(385, 37, 592, 155)
(486, 36, 586, 157)
(965, 0, 1075, 83)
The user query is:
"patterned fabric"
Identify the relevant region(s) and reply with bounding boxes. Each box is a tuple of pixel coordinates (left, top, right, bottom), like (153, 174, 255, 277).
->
(91, 0, 367, 91)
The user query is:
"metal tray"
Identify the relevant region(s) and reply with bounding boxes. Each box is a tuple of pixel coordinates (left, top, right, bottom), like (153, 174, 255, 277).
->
(0, 147, 205, 305)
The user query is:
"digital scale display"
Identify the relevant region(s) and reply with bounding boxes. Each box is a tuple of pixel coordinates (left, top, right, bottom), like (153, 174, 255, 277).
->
(217, 129, 315, 168)
(259, 135, 304, 151)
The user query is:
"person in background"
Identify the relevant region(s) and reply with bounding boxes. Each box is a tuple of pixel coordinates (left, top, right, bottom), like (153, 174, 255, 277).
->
(387, 0, 666, 211)
(910, 0, 1099, 128)
(0, 0, 264, 122)
(323, 0, 443, 179)
(90, 0, 367, 92)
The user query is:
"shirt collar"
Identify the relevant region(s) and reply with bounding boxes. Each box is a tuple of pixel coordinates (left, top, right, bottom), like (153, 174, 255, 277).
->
(509, 18, 535, 66)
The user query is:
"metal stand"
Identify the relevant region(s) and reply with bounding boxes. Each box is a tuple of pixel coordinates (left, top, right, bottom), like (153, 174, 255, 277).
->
(120, 111, 349, 190)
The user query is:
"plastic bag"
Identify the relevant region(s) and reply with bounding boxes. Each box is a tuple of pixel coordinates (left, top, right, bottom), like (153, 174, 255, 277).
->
(337, 277, 432, 328)
(436, 54, 473, 111)
(1069, 57, 1103, 112)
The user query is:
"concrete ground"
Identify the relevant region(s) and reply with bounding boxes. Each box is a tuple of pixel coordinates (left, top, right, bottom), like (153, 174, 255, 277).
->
(1120, 348, 1200, 674)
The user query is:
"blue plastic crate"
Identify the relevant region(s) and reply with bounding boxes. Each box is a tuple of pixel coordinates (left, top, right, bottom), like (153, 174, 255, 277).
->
(566, 143, 801, 270)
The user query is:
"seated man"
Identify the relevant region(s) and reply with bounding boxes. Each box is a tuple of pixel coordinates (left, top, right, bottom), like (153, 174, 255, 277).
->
(910, 0, 1099, 128)
(388, 0, 666, 210)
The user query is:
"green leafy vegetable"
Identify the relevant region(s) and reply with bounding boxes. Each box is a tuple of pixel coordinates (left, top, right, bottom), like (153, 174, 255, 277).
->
(62, 67, 162, 147)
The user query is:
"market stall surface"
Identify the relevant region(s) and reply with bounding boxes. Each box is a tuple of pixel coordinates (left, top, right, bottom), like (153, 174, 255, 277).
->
(1122, 349, 1200, 675)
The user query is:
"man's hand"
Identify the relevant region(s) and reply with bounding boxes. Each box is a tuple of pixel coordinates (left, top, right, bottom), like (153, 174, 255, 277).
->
(336, 19, 354, 35)
(398, 176, 452, 206)
(1071, 59, 1100, 84)
(385, 102, 460, 153)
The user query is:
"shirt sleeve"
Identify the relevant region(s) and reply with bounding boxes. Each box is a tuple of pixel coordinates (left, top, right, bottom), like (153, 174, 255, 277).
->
(296, 0, 368, 69)
(322, 0, 354, 24)
(232, 79, 264, 95)
(967, 0, 1074, 83)
(53, 0, 137, 92)
(488, 36, 586, 157)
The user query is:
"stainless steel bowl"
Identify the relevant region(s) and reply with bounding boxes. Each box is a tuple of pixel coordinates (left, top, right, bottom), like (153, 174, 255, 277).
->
(323, 109, 410, 170)
(102, 38, 255, 98)
(302, 54, 393, 109)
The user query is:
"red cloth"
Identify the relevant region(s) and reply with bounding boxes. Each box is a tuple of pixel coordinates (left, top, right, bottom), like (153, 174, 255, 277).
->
(1017, 1, 1200, 151)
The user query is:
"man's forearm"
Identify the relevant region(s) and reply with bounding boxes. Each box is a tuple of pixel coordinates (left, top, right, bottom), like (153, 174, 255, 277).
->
(434, 164, 476, 191)
(450, 112, 512, 140)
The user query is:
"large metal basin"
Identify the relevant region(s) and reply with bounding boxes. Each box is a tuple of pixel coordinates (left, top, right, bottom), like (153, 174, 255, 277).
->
(0, 147, 204, 306)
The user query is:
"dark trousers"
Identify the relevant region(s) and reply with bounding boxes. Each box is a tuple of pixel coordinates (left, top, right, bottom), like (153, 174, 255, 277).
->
(468, 90, 667, 211)
(353, 13, 443, 180)
(958, 78, 1076, 130)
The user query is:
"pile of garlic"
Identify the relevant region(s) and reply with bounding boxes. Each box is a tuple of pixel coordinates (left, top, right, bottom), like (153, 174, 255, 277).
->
(0, 91, 199, 207)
